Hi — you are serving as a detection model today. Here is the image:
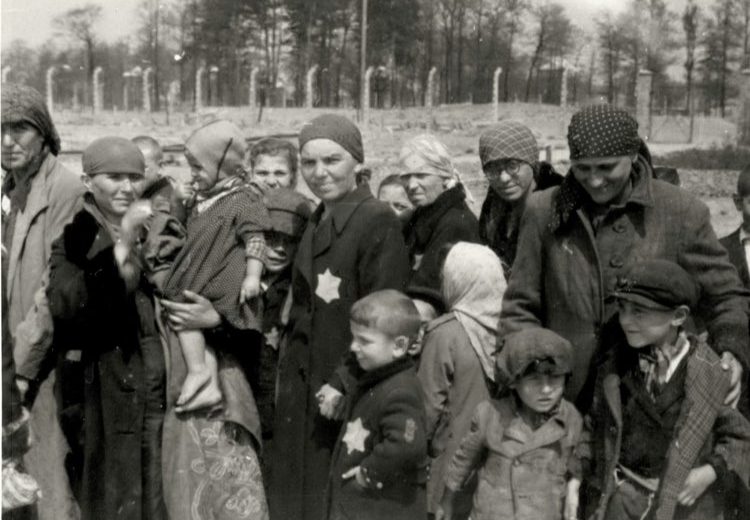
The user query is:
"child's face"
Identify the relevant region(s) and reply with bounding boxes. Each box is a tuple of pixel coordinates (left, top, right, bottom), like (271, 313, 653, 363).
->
(378, 183, 413, 217)
(350, 321, 404, 371)
(253, 153, 294, 189)
(513, 371, 565, 414)
(265, 231, 297, 274)
(617, 299, 681, 349)
(734, 194, 750, 226)
(185, 150, 217, 192)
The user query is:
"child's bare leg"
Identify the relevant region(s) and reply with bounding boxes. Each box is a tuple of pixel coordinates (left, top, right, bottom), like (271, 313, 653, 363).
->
(176, 329, 221, 408)
(176, 344, 222, 413)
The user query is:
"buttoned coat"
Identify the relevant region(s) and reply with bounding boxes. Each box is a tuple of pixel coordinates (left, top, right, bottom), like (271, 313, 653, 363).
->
(500, 168, 750, 408)
(444, 397, 583, 520)
(328, 358, 428, 520)
(719, 228, 750, 289)
(587, 337, 750, 520)
(269, 185, 411, 520)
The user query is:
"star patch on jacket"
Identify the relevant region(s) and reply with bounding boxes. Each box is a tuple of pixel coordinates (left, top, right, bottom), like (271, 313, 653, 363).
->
(316, 268, 341, 303)
(342, 417, 370, 454)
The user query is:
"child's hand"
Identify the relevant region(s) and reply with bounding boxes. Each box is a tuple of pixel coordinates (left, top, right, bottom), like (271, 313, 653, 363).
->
(315, 384, 344, 420)
(240, 275, 261, 303)
(678, 464, 716, 507)
(341, 465, 367, 488)
(564, 478, 581, 520)
(121, 200, 153, 238)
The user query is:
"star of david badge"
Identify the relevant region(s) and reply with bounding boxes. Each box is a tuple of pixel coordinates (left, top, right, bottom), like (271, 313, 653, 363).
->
(342, 417, 370, 455)
(316, 268, 341, 304)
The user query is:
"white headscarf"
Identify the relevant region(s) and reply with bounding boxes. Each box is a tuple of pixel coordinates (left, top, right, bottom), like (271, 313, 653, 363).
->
(441, 242, 507, 381)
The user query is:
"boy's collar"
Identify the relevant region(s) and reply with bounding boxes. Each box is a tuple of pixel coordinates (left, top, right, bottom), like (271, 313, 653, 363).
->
(358, 356, 414, 388)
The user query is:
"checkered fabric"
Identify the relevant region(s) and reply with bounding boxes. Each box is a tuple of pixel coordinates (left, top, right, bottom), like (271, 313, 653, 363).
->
(479, 121, 538, 167)
(567, 104, 640, 160)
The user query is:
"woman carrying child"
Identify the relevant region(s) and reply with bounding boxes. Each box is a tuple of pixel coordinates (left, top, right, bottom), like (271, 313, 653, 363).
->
(269, 114, 410, 520)
(154, 120, 270, 520)
(418, 242, 507, 519)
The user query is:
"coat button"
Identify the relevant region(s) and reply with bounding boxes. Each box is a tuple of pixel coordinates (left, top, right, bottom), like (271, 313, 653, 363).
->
(610, 257, 624, 268)
(613, 223, 626, 233)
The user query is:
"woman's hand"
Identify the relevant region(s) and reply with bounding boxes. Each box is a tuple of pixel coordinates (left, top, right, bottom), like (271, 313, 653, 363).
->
(678, 464, 716, 506)
(160, 290, 221, 330)
(720, 351, 743, 408)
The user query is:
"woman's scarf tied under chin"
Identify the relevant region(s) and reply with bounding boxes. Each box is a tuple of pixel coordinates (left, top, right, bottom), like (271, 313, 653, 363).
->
(441, 242, 507, 382)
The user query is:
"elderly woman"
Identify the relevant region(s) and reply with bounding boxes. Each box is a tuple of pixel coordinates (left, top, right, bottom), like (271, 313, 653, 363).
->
(269, 114, 410, 520)
(400, 134, 479, 316)
(499, 104, 749, 411)
(477, 121, 562, 275)
(1, 83, 85, 520)
(47, 137, 166, 520)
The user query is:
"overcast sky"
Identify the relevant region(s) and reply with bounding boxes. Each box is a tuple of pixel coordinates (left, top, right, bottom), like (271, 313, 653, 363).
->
(1, 0, 701, 50)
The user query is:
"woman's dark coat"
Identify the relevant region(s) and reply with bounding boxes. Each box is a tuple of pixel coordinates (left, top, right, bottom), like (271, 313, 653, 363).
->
(403, 185, 479, 309)
(268, 185, 410, 520)
(47, 201, 164, 520)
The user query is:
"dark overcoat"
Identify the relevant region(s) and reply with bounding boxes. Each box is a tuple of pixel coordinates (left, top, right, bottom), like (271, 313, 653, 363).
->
(47, 201, 162, 520)
(327, 357, 428, 520)
(268, 185, 410, 520)
(500, 165, 750, 409)
(719, 228, 750, 289)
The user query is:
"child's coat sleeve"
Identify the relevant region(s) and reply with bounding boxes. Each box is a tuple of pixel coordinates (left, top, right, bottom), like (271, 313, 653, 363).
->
(358, 386, 427, 489)
(443, 400, 489, 491)
(711, 404, 750, 489)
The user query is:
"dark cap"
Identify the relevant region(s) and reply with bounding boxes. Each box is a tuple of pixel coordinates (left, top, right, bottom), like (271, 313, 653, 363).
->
(502, 328, 573, 381)
(263, 188, 312, 238)
(299, 114, 364, 163)
(82, 137, 145, 176)
(610, 259, 698, 310)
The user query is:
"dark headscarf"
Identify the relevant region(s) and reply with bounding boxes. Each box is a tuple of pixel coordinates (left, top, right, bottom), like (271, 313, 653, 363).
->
(567, 104, 640, 161)
(1, 83, 61, 156)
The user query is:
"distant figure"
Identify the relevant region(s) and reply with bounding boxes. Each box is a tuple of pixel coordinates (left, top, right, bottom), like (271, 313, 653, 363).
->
(377, 174, 413, 219)
(249, 137, 298, 189)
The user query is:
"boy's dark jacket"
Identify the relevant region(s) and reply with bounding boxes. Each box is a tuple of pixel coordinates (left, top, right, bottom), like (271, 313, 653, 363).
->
(719, 228, 750, 289)
(585, 335, 750, 520)
(327, 356, 428, 520)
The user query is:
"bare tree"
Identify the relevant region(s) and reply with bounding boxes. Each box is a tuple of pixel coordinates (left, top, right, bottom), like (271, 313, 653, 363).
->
(597, 13, 625, 104)
(682, 0, 699, 113)
(502, 0, 526, 101)
(53, 3, 102, 107)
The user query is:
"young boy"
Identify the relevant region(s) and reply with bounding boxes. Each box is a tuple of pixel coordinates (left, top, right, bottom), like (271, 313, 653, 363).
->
(438, 328, 583, 520)
(588, 258, 750, 520)
(249, 137, 298, 189)
(132, 135, 189, 222)
(327, 289, 428, 520)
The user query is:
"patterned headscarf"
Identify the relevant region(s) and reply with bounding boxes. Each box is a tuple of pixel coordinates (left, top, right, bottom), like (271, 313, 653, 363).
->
(567, 104, 640, 160)
(479, 121, 539, 167)
(1, 83, 61, 156)
(442, 242, 507, 382)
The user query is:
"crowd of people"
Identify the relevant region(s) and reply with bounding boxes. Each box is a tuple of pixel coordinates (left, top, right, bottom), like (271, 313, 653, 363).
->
(2, 81, 750, 520)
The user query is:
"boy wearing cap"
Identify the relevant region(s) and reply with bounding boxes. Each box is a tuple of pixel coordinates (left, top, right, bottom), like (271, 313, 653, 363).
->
(438, 328, 583, 520)
(587, 259, 750, 520)
(327, 290, 427, 520)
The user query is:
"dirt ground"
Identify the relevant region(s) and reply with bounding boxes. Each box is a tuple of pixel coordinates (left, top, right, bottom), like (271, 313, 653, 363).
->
(54, 103, 744, 239)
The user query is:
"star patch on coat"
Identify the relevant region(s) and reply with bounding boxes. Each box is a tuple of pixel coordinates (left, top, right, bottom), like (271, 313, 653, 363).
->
(316, 268, 341, 303)
(404, 418, 416, 443)
(342, 417, 370, 455)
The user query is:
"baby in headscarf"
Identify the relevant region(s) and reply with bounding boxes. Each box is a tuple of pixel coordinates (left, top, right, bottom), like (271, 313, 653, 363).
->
(124, 120, 271, 412)
(416, 242, 507, 519)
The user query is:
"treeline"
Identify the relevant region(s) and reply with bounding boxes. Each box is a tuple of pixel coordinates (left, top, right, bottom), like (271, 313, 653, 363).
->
(2, 0, 749, 114)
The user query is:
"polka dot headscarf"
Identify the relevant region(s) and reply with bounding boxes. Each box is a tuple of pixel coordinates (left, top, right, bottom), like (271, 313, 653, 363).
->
(567, 104, 640, 160)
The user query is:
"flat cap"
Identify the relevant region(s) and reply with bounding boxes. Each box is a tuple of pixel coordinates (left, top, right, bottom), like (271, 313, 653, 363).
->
(502, 328, 573, 381)
(610, 259, 698, 310)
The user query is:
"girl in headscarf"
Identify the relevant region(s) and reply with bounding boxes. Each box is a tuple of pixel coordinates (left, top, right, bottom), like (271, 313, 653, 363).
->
(477, 121, 562, 276)
(417, 242, 507, 520)
(400, 135, 479, 319)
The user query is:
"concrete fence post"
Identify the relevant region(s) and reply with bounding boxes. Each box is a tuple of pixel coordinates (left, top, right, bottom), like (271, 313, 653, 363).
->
(93, 66, 103, 113)
(306, 65, 319, 109)
(143, 67, 153, 112)
(492, 67, 503, 121)
(249, 67, 259, 108)
(636, 70, 653, 142)
(195, 66, 206, 111)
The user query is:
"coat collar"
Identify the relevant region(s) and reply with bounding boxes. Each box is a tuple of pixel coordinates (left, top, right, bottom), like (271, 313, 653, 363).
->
(407, 185, 467, 244)
(357, 356, 414, 392)
(499, 397, 571, 457)
(81, 193, 118, 259)
(310, 184, 372, 257)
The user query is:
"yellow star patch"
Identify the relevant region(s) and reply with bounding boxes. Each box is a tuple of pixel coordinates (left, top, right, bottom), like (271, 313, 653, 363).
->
(342, 417, 370, 455)
(316, 268, 341, 304)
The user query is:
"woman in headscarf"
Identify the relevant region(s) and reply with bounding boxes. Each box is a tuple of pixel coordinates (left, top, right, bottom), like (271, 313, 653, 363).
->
(1, 82, 85, 520)
(400, 134, 479, 319)
(268, 114, 410, 520)
(47, 137, 166, 520)
(417, 242, 507, 520)
(477, 121, 562, 276)
(499, 104, 749, 412)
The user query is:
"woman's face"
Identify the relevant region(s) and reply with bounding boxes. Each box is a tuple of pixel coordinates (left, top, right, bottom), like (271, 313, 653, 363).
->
(300, 139, 358, 203)
(84, 171, 143, 223)
(1, 121, 45, 172)
(571, 155, 633, 205)
(401, 173, 446, 207)
(484, 159, 535, 202)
